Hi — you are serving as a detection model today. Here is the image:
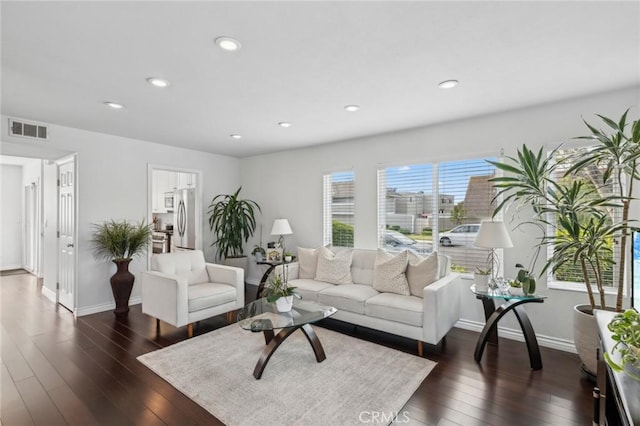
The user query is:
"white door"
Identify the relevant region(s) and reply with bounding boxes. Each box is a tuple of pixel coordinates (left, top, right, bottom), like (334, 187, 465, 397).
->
(58, 160, 75, 311)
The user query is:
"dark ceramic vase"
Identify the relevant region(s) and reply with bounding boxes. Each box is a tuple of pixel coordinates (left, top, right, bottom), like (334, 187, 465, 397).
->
(111, 259, 134, 316)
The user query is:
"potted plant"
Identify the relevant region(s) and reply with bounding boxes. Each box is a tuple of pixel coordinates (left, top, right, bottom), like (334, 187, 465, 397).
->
(263, 272, 297, 312)
(91, 219, 151, 316)
(473, 267, 490, 292)
(284, 251, 293, 262)
(489, 110, 639, 376)
(605, 309, 640, 381)
(207, 187, 261, 271)
(251, 245, 266, 262)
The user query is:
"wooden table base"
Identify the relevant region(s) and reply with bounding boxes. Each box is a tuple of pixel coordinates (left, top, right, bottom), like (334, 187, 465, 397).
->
(253, 323, 327, 379)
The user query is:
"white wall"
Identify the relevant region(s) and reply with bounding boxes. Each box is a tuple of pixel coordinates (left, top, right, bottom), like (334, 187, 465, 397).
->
(22, 158, 43, 276)
(1, 117, 241, 316)
(240, 86, 640, 349)
(0, 165, 23, 269)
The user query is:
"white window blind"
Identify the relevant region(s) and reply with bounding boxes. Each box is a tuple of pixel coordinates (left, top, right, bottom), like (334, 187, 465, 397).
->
(323, 171, 355, 247)
(547, 147, 620, 287)
(377, 157, 497, 273)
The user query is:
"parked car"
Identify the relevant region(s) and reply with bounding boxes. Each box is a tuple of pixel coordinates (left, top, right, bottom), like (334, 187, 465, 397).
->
(439, 224, 480, 246)
(384, 230, 432, 254)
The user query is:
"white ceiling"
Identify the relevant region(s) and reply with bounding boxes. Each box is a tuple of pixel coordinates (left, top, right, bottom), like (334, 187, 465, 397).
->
(2, 1, 639, 158)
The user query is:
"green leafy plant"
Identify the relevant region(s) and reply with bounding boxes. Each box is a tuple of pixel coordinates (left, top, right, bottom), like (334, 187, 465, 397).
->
(251, 245, 266, 256)
(263, 272, 297, 303)
(474, 267, 490, 275)
(91, 219, 151, 261)
(284, 250, 293, 257)
(207, 187, 261, 260)
(489, 109, 639, 311)
(605, 309, 640, 381)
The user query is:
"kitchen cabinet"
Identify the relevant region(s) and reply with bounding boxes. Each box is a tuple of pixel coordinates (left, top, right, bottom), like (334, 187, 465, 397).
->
(152, 170, 197, 214)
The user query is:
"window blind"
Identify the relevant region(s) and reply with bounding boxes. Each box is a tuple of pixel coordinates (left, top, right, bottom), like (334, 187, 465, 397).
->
(323, 171, 355, 247)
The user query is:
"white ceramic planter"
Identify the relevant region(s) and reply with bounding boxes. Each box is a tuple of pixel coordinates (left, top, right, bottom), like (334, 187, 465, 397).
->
(275, 296, 293, 312)
(573, 304, 598, 377)
(474, 273, 490, 292)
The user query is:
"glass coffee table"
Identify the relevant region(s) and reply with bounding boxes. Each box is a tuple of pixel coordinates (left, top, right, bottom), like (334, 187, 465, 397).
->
(237, 297, 337, 379)
(471, 285, 547, 370)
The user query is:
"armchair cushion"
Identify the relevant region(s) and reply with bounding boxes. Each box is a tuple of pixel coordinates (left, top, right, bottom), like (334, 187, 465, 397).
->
(188, 283, 237, 312)
(151, 250, 209, 285)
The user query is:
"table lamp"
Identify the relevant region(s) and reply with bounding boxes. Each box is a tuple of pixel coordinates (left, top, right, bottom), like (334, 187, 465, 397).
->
(270, 218, 293, 258)
(474, 220, 513, 286)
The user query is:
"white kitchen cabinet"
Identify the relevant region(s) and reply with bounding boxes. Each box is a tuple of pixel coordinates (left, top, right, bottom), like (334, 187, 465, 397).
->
(178, 172, 195, 188)
(152, 170, 170, 213)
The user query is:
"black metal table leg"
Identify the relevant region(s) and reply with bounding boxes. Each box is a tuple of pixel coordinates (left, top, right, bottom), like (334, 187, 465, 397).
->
(474, 297, 544, 370)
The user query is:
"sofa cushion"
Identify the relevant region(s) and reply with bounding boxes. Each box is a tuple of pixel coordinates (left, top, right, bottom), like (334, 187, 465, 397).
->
(318, 284, 379, 314)
(372, 249, 410, 296)
(406, 252, 440, 297)
(350, 249, 377, 286)
(297, 246, 320, 279)
(287, 278, 334, 302)
(315, 246, 353, 285)
(188, 283, 236, 312)
(365, 293, 423, 327)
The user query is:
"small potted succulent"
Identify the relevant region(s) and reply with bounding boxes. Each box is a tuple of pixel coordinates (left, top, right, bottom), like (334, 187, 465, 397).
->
(251, 245, 266, 262)
(263, 272, 297, 312)
(284, 251, 293, 262)
(473, 267, 490, 292)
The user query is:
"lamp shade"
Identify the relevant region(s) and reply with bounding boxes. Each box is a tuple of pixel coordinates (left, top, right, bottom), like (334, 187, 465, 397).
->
(474, 220, 513, 248)
(270, 219, 293, 236)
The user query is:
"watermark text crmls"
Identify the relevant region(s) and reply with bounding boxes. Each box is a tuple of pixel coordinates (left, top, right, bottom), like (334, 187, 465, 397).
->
(358, 410, 410, 424)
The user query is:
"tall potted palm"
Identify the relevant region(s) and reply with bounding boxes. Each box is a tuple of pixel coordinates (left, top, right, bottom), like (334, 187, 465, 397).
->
(91, 219, 151, 316)
(207, 187, 261, 271)
(489, 110, 639, 376)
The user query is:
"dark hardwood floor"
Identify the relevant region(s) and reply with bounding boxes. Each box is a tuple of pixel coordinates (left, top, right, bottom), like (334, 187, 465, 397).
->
(1, 272, 594, 425)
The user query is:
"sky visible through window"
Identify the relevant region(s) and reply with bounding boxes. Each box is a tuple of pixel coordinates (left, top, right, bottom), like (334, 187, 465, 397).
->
(385, 159, 494, 202)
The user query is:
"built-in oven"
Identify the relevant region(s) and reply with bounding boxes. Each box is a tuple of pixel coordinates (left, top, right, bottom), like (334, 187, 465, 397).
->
(164, 192, 174, 210)
(152, 232, 169, 253)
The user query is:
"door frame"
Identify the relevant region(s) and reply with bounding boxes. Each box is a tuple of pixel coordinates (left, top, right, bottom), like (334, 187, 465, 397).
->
(57, 154, 78, 315)
(147, 164, 203, 264)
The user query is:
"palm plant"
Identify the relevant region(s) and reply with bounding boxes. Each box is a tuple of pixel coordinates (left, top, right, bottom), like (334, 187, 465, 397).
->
(208, 187, 261, 260)
(489, 110, 639, 312)
(91, 219, 151, 261)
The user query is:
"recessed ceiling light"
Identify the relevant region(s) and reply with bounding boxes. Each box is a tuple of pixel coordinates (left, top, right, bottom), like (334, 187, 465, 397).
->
(438, 80, 459, 89)
(278, 122, 292, 128)
(146, 77, 170, 88)
(215, 36, 241, 51)
(104, 101, 125, 109)
(230, 134, 242, 139)
(344, 105, 360, 112)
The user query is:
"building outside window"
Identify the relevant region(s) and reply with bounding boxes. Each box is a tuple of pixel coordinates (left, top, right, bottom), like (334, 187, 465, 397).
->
(377, 157, 497, 273)
(323, 171, 355, 247)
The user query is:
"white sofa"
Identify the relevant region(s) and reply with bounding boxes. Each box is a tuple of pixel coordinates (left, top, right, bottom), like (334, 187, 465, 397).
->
(275, 248, 461, 355)
(140, 250, 245, 337)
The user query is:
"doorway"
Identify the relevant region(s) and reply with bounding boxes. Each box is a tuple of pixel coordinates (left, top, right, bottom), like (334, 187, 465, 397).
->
(147, 164, 203, 257)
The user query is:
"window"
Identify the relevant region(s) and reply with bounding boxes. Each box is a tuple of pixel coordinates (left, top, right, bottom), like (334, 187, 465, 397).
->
(547, 147, 620, 289)
(323, 171, 355, 247)
(377, 157, 497, 273)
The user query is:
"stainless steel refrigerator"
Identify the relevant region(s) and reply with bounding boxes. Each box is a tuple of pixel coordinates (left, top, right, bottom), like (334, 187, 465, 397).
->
(173, 188, 196, 250)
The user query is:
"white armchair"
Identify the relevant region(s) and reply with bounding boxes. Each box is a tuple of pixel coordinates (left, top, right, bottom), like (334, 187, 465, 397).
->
(140, 250, 244, 337)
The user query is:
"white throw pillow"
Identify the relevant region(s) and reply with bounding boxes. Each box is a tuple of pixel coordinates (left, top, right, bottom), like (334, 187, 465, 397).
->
(372, 249, 410, 296)
(406, 251, 440, 297)
(315, 246, 353, 285)
(297, 246, 320, 279)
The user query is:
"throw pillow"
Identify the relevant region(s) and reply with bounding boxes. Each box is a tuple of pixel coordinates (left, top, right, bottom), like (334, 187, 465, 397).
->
(372, 249, 410, 296)
(406, 251, 440, 297)
(297, 246, 320, 279)
(314, 246, 353, 285)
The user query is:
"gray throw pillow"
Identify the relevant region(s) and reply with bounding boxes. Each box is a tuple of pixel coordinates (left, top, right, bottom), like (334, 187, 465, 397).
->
(372, 249, 410, 296)
(297, 246, 319, 279)
(406, 251, 440, 297)
(315, 246, 353, 285)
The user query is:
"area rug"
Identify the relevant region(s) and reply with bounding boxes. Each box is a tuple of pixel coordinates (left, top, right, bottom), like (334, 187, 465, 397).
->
(138, 324, 436, 426)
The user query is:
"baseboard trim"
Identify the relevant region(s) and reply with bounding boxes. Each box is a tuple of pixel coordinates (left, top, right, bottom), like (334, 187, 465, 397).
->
(41, 286, 57, 303)
(455, 318, 577, 354)
(76, 296, 143, 317)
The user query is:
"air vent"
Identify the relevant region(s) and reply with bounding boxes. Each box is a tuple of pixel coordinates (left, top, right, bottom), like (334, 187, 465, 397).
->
(9, 119, 48, 140)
